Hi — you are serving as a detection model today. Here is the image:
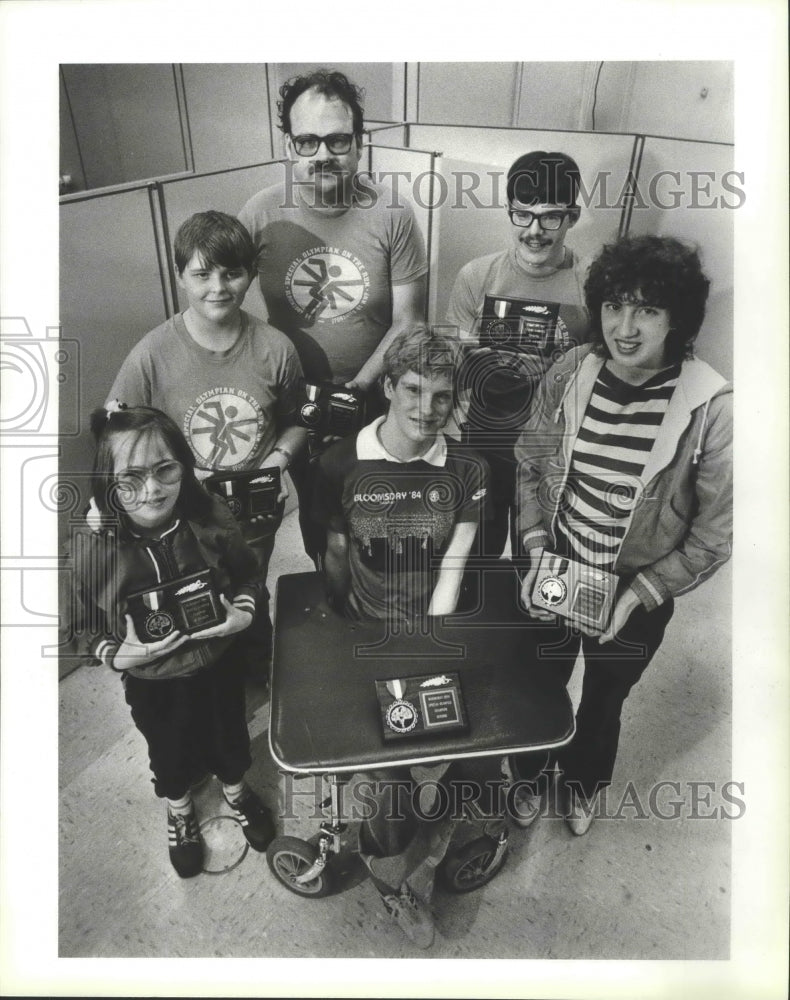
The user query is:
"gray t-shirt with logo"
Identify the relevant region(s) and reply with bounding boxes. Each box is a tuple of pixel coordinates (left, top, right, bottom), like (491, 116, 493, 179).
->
(239, 180, 428, 384)
(108, 310, 303, 473)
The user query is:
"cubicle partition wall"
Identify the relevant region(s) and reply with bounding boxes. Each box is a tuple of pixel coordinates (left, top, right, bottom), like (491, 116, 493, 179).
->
(365, 123, 408, 148)
(627, 137, 735, 379)
(180, 64, 275, 171)
(58, 160, 286, 513)
(160, 160, 285, 318)
(409, 126, 638, 323)
(405, 124, 733, 375)
(368, 144, 438, 309)
(407, 124, 639, 178)
(60, 185, 170, 482)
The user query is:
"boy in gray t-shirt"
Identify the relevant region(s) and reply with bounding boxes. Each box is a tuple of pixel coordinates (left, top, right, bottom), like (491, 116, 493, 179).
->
(109, 211, 307, 671)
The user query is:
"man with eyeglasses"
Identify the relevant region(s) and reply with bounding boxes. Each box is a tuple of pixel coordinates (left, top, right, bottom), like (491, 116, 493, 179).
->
(446, 151, 590, 559)
(239, 68, 428, 563)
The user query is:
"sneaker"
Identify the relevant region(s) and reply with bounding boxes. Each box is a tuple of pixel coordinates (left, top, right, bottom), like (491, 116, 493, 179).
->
(167, 806, 203, 878)
(223, 788, 275, 852)
(566, 791, 598, 836)
(381, 882, 435, 949)
(510, 786, 542, 829)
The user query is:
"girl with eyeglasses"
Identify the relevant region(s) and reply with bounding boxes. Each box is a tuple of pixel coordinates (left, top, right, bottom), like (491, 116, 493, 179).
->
(61, 404, 275, 877)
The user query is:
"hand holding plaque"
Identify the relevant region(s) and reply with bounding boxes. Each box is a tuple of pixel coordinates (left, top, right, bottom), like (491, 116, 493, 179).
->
(530, 551, 617, 632)
(126, 569, 225, 642)
(297, 381, 366, 452)
(479, 294, 560, 354)
(204, 467, 281, 520)
(188, 594, 254, 641)
(114, 613, 190, 670)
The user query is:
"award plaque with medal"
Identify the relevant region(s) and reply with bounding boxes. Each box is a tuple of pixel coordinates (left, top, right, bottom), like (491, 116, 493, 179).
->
(375, 673, 468, 742)
(126, 569, 225, 642)
(530, 551, 618, 631)
(479, 294, 561, 354)
(204, 466, 281, 519)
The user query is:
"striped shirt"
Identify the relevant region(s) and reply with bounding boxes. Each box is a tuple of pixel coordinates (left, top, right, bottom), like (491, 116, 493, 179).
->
(555, 363, 681, 569)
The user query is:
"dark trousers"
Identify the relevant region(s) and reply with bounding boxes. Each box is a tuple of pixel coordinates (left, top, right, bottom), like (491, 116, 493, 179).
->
(463, 435, 518, 560)
(358, 757, 504, 894)
(514, 599, 675, 802)
(476, 459, 516, 559)
(124, 651, 251, 800)
(288, 450, 325, 566)
(359, 767, 426, 891)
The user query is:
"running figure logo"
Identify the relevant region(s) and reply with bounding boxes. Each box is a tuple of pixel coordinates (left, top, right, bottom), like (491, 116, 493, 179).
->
(286, 247, 369, 323)
(185, 388, 264, 470)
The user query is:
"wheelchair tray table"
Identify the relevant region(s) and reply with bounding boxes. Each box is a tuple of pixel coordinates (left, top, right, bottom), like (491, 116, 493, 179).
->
(269, 567, 574, 774)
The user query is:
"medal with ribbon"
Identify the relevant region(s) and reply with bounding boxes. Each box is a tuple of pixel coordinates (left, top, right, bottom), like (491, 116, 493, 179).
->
(141, 589, 174, 639)
(383, 678, 418, 734)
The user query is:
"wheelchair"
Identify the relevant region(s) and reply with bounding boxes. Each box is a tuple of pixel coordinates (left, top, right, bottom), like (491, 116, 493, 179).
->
(265, 564, 573, 899)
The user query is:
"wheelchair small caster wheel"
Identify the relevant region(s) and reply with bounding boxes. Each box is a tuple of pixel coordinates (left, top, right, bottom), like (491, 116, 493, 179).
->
(266, 835, 333, 897)
(439, 835, 507, 893)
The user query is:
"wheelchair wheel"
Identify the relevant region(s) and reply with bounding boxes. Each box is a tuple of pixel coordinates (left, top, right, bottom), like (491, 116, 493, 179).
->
(266, 836, 333, 897)
(439, 835, 507, 893)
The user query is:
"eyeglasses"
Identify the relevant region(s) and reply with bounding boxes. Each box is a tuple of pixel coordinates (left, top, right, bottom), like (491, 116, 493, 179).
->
(115, 460, 184, 491)
(508, 209, 573, 231)
(290, 132, 356, 156)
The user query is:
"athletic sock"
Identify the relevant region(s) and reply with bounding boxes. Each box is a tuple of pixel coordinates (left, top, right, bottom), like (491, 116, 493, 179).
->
(166, 793, 193, 816)
(222, 780, 247, 804)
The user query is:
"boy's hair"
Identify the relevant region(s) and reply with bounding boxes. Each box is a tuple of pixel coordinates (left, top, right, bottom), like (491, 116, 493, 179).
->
(584, 235, 710, 364)
(277, 68, 365, 137)
(382, 326, 461, 388)
(506, 150, 581, 208)
(173, 210, 256, 275)
(89, 405, 212, 521)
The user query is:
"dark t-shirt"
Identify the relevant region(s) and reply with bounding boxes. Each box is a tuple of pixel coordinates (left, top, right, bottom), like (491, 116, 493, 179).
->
(313, 419, 489, 620)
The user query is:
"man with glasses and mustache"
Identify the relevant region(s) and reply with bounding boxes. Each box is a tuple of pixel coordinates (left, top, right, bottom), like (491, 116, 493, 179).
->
(239, 69, 428, 564)
(446, 151, 591, 559)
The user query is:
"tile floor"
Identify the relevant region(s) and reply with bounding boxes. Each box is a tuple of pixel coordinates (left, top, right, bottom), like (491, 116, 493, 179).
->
(59, 505, 732, 960)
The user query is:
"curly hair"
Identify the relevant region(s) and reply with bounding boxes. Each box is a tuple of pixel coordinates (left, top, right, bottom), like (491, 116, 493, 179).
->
(382, 326, 461, 389)
(584, 235, 710, 363)
(89, 405, 212, 522)
(277, 68, 365, 136)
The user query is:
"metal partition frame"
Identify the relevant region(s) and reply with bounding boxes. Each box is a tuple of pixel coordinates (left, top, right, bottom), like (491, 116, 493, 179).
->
(368, 144, 439, 320)
(366, 122, 408, 148)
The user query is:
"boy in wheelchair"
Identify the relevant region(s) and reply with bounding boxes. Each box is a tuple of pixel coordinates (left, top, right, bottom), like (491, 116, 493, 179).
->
(311, 326, 492, 947)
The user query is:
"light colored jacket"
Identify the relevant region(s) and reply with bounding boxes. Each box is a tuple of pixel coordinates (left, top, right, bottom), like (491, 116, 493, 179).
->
(515, 345, 733, 610)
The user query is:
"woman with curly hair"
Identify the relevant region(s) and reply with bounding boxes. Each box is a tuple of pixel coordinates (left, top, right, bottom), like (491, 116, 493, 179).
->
(510, 235, 732, 835)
